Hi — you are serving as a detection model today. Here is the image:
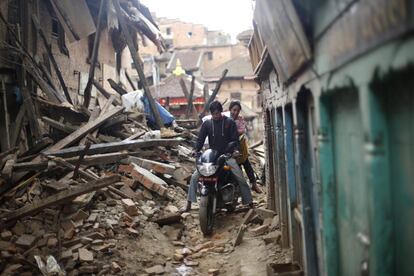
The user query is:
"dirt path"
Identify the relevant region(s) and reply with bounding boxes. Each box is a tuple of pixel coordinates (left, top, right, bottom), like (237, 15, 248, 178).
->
(114, 193, 291, 276)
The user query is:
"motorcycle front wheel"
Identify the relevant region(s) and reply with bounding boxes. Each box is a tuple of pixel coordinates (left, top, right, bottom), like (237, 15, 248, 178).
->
(199, 195, 214, 235)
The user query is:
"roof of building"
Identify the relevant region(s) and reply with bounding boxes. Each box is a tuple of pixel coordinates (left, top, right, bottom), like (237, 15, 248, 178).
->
(203, 55, 254, 81)
(166, 50, 204, 73)
(236, 29, 254, 41)
(149, 75, 204, 99)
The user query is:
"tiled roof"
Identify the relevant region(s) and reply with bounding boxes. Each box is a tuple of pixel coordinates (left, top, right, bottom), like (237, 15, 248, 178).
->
(203, 56, 254, 80)
(150, 75, 204, 99)
(166, 50, 204, 72)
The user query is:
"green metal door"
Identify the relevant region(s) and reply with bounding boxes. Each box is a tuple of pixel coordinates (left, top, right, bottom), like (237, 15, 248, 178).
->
(331, 90, 369, 276)
(383, 70, 414, 276)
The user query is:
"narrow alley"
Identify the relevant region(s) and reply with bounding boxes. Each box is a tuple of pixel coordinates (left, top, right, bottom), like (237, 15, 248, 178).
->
(0, 0, 413, 276)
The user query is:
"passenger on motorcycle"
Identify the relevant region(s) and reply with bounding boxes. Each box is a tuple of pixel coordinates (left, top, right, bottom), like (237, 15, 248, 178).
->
(180, 100, 254, 213)
(228, 100, 262, 194)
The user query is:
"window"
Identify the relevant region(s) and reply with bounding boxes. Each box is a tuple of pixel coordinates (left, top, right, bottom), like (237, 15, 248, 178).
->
(166, 27, 171, 35)
(231, 92, 241, 101)
(51, 18, 59, 38)
(207, 51, 213, 61)
(187, 31, 193, 38)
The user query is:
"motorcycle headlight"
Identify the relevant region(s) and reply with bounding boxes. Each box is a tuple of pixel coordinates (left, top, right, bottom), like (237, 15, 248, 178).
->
(197, 163, 218, 176)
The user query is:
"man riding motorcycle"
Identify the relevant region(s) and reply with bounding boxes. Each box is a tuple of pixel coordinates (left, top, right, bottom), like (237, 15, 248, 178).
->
(180, 100, 253, 212)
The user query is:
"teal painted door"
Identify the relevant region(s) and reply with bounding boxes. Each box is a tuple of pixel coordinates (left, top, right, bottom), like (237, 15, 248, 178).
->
(384, 71, 414, 276)
(331, 90, 369, 276)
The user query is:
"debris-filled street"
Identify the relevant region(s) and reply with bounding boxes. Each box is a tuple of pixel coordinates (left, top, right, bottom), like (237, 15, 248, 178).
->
(2, 0, 413, 275)
(0, 108, 284, 275)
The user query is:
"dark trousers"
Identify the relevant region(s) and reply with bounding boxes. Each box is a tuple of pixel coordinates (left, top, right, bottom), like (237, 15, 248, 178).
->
(241, 158, 256, 184)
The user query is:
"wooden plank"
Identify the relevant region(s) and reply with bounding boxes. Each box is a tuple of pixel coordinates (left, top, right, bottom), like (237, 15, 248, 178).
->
(13, 152, 130, 172)
(113, 0, 164, 130)
(45, 107, 124, 152)
(107, 79, 127, 96)
(10, 105, 26, 147)
(125, 70, 137, 90)
(18, 137, 53, 158)
(73, 142, 91, 179)
(122, 131, 145, 141)
(92, 79, 121, 106)
(128, 156, 175, 175)
(32, 15, 72, 104)
(91, 96, 114, 139)
(0, 81, 11, 150)
(0, 175, 120, 222)
(80, 106, 100, 145)
(44, 138, 182, 158)
(83, 0, 105, 108)
(42, 116, 76, 133)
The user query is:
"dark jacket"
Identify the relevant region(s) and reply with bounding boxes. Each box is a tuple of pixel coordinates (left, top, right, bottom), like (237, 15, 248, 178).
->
(195, 116, 239, 155)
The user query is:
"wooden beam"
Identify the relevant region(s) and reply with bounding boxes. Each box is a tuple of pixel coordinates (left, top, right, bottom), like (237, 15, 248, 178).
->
(44, 138, 182, 158)
(18, 137, 53, 158)
(32, 15, 73, 104)
(13, 152, 129, 172)
(0, 175, 120, 222)
(92, 79, 122, 106)
(201, 69, 228, 118)
(10, 104, 26, 148)
(0, 81, 11, 151)
(125, 70, 137, 90)
(107, 78, 128, 96)
(122, 131, 145, 141)
(128, 156, 176, 175)
(42, 116, 76, 133)
(73, 142, 91, 179)
(83, 0, 105, 108)
(79, 106, 100, 145)
(187, 75, 196, 117)
(113, 0, 164, 130)
(91, 96, 115, 139)
(179, 78, 197, 120)
(44, 107, 124, 153)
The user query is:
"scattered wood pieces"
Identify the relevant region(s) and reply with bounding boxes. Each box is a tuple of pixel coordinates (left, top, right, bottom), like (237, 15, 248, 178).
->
(44, 139, 182, 158)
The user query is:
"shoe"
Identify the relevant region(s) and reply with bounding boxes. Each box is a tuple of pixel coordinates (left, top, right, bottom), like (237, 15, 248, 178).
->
(251, 183, 263, 194)
(179, 201, 191, 213)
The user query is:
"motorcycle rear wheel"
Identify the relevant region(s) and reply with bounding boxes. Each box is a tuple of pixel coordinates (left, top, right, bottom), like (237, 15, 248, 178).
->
(199, 195, 214, 235)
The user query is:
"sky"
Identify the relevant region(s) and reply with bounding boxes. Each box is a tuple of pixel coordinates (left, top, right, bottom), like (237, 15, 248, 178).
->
(140, 0, 254, 40)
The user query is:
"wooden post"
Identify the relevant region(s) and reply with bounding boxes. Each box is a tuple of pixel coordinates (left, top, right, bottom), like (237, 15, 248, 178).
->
(32, 15, 72, 104)
(108, 78, 128, 95)
(112, 0, 164, 130)
(187, 75, 196, 117)
(125, 70, 137, 90)
(200, 69, 228, 119)
(179, 78, 197, 119)
(83, 0, 105, 108)
(0, 81, 11, 151)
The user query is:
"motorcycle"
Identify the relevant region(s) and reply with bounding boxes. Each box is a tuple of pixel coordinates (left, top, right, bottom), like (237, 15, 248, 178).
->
(196, 143, 241, 235)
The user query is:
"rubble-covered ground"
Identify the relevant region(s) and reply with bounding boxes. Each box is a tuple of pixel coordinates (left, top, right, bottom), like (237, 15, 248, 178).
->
(0, 92, 290, 276)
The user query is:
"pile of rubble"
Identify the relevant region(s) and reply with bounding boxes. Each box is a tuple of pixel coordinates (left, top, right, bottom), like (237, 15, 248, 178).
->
(0, 97, 201, 275)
